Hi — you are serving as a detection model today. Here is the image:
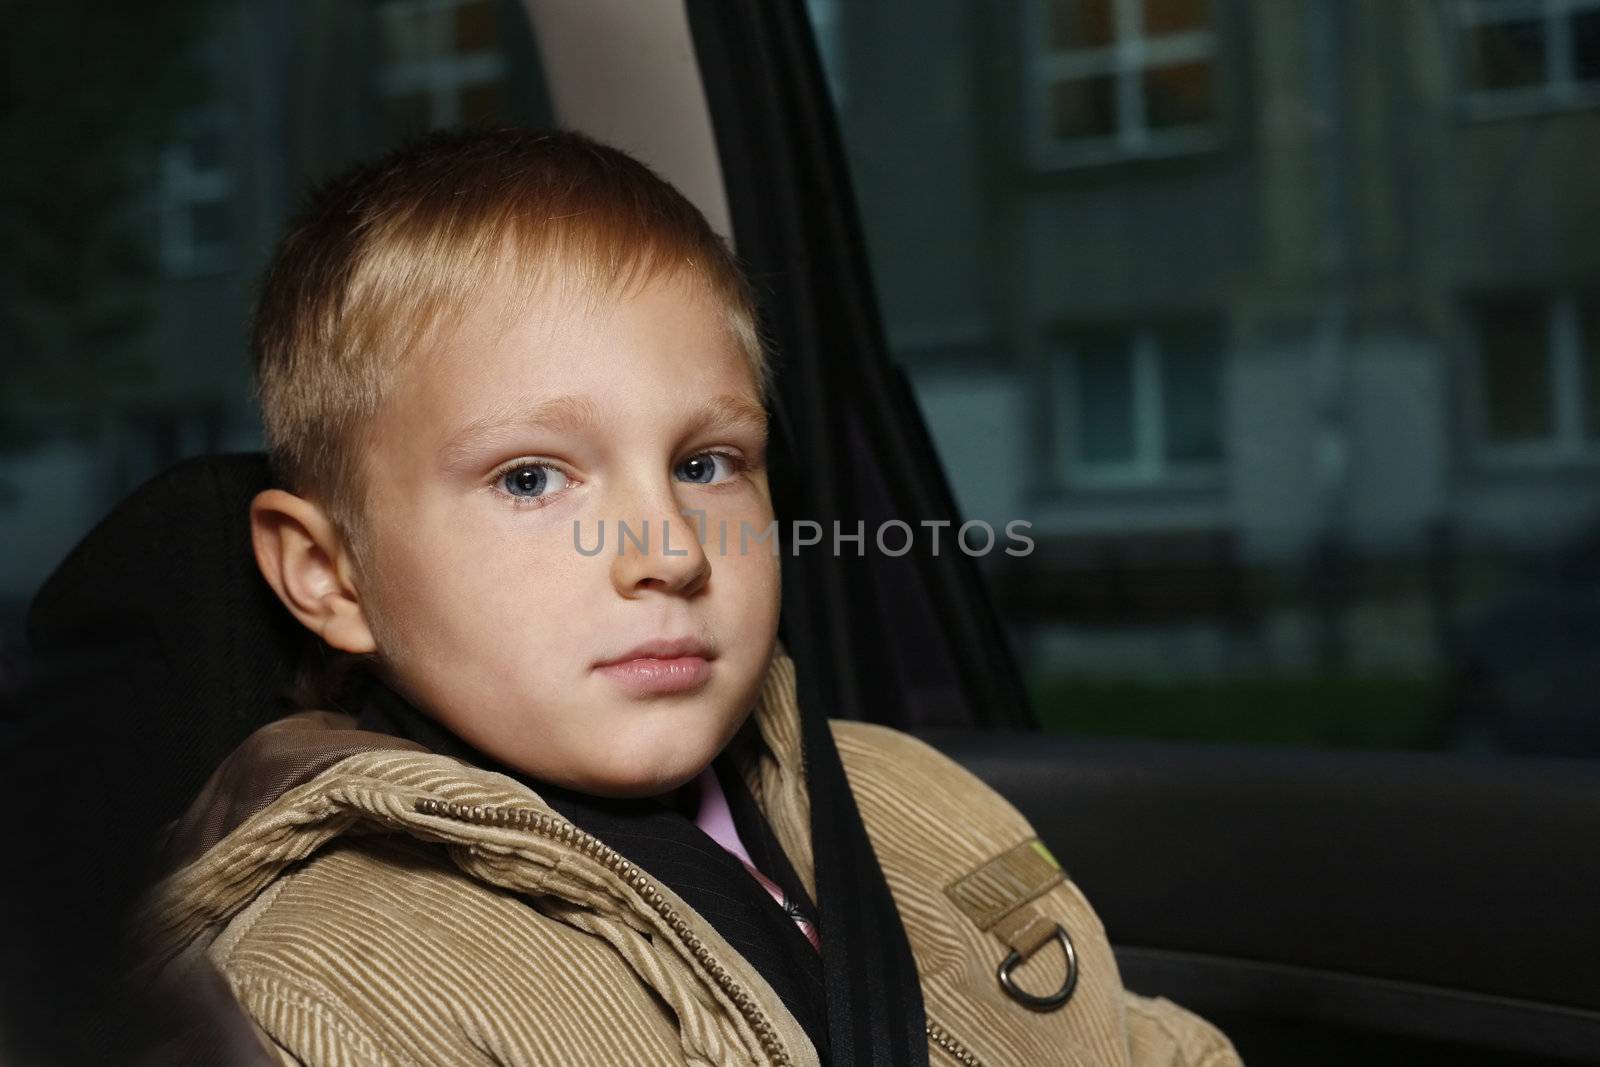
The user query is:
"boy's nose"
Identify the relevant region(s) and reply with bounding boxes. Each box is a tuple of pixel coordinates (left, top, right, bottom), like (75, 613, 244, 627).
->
(608, 501, 711, 599)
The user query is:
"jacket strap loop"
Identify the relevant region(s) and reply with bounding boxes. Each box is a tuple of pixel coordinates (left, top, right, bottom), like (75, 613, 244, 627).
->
(946, 837, 1080, 1012)
(943, 837, 1065, 931)
(997, 925, 1080, 1012)
(990, 903, 1057, 958)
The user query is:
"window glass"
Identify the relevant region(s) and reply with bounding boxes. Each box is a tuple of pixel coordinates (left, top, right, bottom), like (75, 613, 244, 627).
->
(1576, 9, 1600, 82)
(1, 0, 552, 636)
(1051, 76, 1119, 140)
(1470, 294, 1600, 460)
(807, 0, 1600, 757)
(1477, 297, 1554, 443)
(1029, 0, 1219, 164)
(1161, 329, 1224, 464)
(1049, 0, 1115, 50)
(1144, 0, 1210, 37)
(454, 0, 502, 52)
(1460, 0, 1600, 110)
(379, 0, 512, 132)
(1056, 323, 1223, 485)
(1072, 338, 1138, 465)
(1142, 60, 1215, 129)
(1464, 19, 1547, 91)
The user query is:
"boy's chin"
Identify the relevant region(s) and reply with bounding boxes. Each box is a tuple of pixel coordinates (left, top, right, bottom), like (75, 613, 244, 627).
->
(566, 761, 707, 801)
(554, 727, 726, 800)
(557, 695, 754, 800)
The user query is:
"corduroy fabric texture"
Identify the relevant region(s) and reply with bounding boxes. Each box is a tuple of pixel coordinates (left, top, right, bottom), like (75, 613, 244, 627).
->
(142, 652, 1241, 1066)
(348, 666, 832, 1055)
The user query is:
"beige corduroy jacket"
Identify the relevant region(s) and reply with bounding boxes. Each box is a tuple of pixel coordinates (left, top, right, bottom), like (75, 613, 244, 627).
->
(142, 652, 1242, 1067)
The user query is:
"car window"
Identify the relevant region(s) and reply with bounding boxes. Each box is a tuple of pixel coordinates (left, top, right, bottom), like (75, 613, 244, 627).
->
(1, 0, 553, 636)
(802, 0, 1600, 758)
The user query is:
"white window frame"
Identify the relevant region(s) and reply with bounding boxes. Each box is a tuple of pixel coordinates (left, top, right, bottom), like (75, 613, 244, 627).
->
(378, 0, 508, 128)
(1022, 0, 1223, 169)
(1054, 325, 1226, 490)
(1458, 0, 1600, 119)
(1468, 293, 1600, 466)
(159, 106, 233, 279)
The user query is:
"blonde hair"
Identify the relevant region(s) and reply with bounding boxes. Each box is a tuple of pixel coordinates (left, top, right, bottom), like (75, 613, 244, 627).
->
(251, 125, 766, 538)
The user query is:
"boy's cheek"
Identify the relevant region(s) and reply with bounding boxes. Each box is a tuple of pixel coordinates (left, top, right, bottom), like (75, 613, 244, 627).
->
(688, 488, 777, 548)
(723, 536, 783, 634)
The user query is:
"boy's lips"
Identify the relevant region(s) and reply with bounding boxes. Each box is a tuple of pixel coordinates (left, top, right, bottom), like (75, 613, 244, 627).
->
(594, 636, 714, 666)
(593, 637, 715, 696)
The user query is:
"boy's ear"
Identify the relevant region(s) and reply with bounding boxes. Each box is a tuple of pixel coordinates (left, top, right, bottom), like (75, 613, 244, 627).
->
(249, 489, 377, 655)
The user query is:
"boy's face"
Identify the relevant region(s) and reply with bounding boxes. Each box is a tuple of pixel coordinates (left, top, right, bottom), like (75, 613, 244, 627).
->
(352, 268, 780, 798)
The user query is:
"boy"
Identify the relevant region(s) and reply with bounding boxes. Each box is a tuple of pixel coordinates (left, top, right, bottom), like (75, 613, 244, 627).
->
(143, 127, 1240, 1066)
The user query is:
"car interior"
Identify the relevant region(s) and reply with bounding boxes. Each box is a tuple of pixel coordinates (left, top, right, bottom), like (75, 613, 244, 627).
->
(3, 2, 1599, 1064)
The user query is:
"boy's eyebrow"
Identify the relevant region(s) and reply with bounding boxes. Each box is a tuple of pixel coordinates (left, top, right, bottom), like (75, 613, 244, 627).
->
(438, 392, 768, 468)
(439, 394, 601, 467)
(689, 393, 769, 440)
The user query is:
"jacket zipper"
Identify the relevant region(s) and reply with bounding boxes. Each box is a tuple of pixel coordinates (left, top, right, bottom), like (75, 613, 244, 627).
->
(415, 797, 792, 1066)
(925, 1019, 984, 1067)
(416, 798, 985, 1067)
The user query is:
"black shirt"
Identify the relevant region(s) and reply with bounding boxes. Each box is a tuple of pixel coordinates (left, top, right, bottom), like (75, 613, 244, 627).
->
(353, 678, 831, 1061)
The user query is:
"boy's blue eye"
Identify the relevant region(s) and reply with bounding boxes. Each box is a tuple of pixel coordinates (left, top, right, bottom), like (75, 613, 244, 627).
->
(676, 453, 733, 485)
(502, 464, 567, 499)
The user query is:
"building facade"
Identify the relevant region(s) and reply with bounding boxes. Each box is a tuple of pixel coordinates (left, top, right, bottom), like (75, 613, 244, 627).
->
(827, 0, 1600, 681)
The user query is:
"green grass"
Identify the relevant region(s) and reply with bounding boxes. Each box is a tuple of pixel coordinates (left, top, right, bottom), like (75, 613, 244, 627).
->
(1029, 674, 1446, 750)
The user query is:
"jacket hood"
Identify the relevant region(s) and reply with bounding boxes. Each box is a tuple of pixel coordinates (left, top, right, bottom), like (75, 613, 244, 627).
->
(143, 649, 820, 1067)
(161, 710, 425, 869)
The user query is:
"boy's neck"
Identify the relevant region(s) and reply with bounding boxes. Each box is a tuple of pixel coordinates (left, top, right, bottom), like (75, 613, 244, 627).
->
(657, 774, 705, 818)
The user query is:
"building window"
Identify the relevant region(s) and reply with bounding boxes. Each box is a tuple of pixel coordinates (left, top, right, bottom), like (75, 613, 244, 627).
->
(378, 0, 508, 136)
(159, 106, 233, 278)
(1470, 293, 1600, 462)
(1053, 322, 1224, 488)
(1025, 0, 1221, 167)
(1458, 0, 1600, 115)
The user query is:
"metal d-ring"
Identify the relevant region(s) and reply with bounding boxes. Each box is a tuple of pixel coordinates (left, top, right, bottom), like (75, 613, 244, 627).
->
(997, 924, 1079, 1012)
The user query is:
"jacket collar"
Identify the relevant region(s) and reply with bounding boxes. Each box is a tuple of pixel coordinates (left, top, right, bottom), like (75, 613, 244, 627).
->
(145, 648, 819, 1067)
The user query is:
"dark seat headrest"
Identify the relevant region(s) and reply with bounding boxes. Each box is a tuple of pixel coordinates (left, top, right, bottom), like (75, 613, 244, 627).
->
(26, 453, 310, 794)
(5, 453, 321, 1061)
(3, 453, 325, 1061)
(18, 450, 321, 827)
